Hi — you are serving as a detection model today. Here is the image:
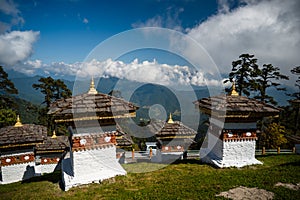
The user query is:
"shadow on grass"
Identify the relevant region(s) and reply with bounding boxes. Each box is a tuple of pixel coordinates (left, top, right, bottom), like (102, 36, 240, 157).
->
(22, 170, 61, 184)
(256, 154, 279, 158)
(278, 161, 300, 167)
(171, 159, 202, 165)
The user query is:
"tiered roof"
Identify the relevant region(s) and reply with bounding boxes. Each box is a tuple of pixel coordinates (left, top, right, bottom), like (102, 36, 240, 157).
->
(35, 133, 69, 154)
(194, 84, 279, 121)
(0, 118, 47, 149)
(48, 79, 138, 123)
(150, 114, 196, 140)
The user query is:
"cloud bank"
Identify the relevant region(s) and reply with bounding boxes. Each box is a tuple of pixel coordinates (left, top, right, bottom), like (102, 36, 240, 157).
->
(187, 0, 300, 76)
(0, 31, 40, 66)
(0, 0, 24, 33)
(133, 0, 300, 83)
(17, 58, 220, 86)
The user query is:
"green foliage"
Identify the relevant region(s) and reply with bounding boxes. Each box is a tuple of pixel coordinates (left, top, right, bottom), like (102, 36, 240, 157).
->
(224, 54, 289, 105)
(290, 66, 300, 99)
(0, 66, 18, 109)
(33, 76, 72, 131)
(32, 76, 72, 108)
(253, 64, 289, 105)
(0, 66, 18, 95)
(223, 54, 259, 96)
(0, 109, 17, 128)
(0, 155, 299, 199)
(259, 118, 287, 149)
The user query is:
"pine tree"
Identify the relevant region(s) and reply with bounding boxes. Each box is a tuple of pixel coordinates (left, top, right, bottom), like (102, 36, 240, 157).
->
(33, 76, 72, 129)
(223, 54, 259, 96)
(290, 66, 300, 99)
(33, 76, 72, 109)
(0, 66, 18, 95)
(0, 66, 18, 109)
(253, 64, 289, 105)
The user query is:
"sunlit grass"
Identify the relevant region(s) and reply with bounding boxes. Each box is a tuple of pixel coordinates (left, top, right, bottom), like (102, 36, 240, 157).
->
(0, 155, 299, 199)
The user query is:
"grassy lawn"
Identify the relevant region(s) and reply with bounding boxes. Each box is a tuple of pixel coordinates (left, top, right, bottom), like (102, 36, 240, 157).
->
(0, 155, 299, 200)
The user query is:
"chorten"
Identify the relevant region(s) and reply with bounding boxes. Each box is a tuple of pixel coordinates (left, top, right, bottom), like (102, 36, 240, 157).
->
(48, 78, 138, 190)
(194, 82, 279, 168)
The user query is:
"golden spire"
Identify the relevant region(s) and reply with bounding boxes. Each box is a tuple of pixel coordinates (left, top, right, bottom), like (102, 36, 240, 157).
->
(230, 81, 239, 96)
(14, 115, 23, 127)
(167, 113, 174, 124)
(51, 130, 57, 139)
(88, 76, 98, 94)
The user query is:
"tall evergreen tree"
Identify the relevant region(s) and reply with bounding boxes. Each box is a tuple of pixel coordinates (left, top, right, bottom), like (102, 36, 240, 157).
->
(33, 76, 72, 129)
(33, 76, 72, 109)
(0, 66, 18, 109)
(252, 64, 289, 105)
(0, 66, 18, 95)
(223, 54, 259, 96)
(290, 66, 300, 99)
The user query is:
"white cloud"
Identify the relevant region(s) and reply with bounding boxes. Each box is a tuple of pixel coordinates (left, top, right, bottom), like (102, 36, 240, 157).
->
(0, 0, 24, 33)
(83, 18, 89, 24)
(0, 31, 40, 66)
(132, 6, 184, 32)
(18, 58, 220, 86)
(187, 0, 300, 79)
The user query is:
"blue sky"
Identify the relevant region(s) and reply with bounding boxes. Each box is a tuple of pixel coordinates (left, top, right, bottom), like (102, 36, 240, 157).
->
(0, 0, 299, 87)
(10, 0, 217, 63)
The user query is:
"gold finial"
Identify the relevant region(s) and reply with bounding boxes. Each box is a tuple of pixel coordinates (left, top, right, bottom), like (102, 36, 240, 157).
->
(230, 81, 239, 96)
(51, 130, 57, 139)
(167, 113, 174, 124)
(14, 115, 23, 127)
(88, 76, 98, 94)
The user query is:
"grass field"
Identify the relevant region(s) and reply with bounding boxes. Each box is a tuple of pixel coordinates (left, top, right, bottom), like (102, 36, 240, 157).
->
(0, 155, 299, 200)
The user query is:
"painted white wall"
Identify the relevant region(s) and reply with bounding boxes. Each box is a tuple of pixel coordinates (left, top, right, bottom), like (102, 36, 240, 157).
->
(62, 145, 126, 191)
(0, 162, 35, 184)
(206, 130, 223, 159)
(40, 164, 58, 174)
(222, 140, 262, 167)
(200, 119, 262, 168)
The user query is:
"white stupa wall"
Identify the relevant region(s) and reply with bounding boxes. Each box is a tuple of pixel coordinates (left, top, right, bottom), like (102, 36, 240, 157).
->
(207, 130, 223, 159)
(62, 145, 126, 191)
(39, 163, 59, 174)
(0, 151, 36, 184)
(200, 118, 261, 168)
(0, 162, 35, 184)
(222, 139, 261, 167)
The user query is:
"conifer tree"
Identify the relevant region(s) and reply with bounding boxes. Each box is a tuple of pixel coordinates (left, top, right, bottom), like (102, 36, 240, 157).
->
(0, 66, 18, 109)
(223, 54, 259, 96)
(253, 64, 289, 105)
(33, 76, 72, 129)
(290, 66, 300, 99)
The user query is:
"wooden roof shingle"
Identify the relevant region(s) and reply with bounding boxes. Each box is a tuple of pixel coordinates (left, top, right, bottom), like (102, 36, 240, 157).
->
(0, 124, 47, 149)
(194, 95, 280, 120)
(48, 93, 138, 115)
(149, 120, 196, 139)
(35, 136, 69, 154)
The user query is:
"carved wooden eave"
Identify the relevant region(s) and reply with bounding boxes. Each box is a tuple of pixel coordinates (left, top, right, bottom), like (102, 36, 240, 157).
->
(53, 112, 136, 123)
